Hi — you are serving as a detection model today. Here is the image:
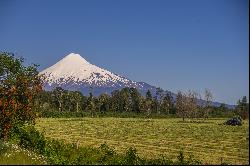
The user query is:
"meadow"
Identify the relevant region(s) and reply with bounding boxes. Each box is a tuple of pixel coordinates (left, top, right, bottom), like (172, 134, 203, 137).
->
(0, 141, 47, 165)
(35, 117, 249, 165)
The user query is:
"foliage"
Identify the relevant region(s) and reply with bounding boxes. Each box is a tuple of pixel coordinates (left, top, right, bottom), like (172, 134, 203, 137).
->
(0, 52, 246, 165)
(39, 109, 177, 118)
(0, 140, 8, 155)
(0, 141, 46, 165)
(177, 149, 201, 165)
(176, 91, 188, 121)
(176, 90, 200, 121)
(13, 125, 46, 154)
(35, 87, 177, 118)
(209, 104, 234, 118)
(235, 96, 249, 120)
(0, 52, 42, 140)
(34, 85, 236, 119)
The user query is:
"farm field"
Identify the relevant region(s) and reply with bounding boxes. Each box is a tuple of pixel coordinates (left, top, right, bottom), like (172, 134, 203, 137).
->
(35, 117, 249, 165)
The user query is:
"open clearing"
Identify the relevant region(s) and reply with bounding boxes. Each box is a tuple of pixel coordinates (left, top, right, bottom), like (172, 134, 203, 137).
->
(35, 118, 249, 165)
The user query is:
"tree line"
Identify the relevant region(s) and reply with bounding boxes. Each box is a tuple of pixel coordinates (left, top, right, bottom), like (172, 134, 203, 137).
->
(1, 52, 203, 165)
(33, 86, 247, 120)
(0, 52, 249, 141)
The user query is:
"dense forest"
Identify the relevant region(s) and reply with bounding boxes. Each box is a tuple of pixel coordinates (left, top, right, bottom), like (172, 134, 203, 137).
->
(34, 86, 249, 120)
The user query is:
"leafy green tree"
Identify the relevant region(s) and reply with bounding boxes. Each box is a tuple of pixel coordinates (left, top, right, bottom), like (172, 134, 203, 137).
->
(186, 90, 199, 119)
(51, 87, 65, 111)
(110, 90, 120, 112)
(236, 96, 249, 120)
(146, 90, 152, 100)
(161, 93, 174, 114)
(34, 90, 52, 112)
(60, 90, 83, 112)
(152, 96, 159, 114)
(0, 52, 42, 140)
(120, 88, 131, 112)
(176, 91, 187, 121)
(155, 87, 164, 114)
(63, 90, 72, 112)
(219, 103, 227, 113)
(98, 93, 110, 113)
(242, 96, 247, 105)
(141, 90, 153, 117)
(86, 92, 96, 117)
(176, 90, 199, 120)
(129, 88, 141, 113)
(145, 90, 153, 113)
(156, 87, 164, 101)
(73, 91, 83, 112)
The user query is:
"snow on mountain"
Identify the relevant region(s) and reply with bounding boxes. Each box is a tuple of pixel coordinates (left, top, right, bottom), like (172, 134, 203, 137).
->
(40, 53, 155, 95)
(40, 53, 235, 109)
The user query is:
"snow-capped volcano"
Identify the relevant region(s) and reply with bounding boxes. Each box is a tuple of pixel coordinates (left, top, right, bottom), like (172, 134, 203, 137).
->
(40, 53, 156, 95)
(40, 53, 235, 109)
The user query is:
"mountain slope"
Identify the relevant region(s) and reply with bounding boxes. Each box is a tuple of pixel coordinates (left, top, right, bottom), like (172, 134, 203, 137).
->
(40, 53, 156, 95)
(40, 53, 235, 109)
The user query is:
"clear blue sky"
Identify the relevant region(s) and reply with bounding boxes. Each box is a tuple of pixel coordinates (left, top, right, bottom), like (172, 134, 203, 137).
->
(0, 0, 248, 105)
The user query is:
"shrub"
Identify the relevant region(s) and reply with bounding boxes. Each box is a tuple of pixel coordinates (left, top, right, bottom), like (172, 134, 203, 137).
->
(0, 52, 42, 141)
(13, 125, 46, 154)
(176, 150, 201, 165)
(0, 140, 8, 155)
(123, 147, 139, 165)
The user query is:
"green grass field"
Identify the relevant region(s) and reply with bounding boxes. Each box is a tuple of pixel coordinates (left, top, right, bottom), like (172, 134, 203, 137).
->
(35, 117, 249, 165)
(0, 142, 47, 165)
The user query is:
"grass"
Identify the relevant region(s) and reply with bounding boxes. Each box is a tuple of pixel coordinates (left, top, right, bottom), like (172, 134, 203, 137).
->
(35, 117, 249, 165)
(0, 141, 47, 165)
